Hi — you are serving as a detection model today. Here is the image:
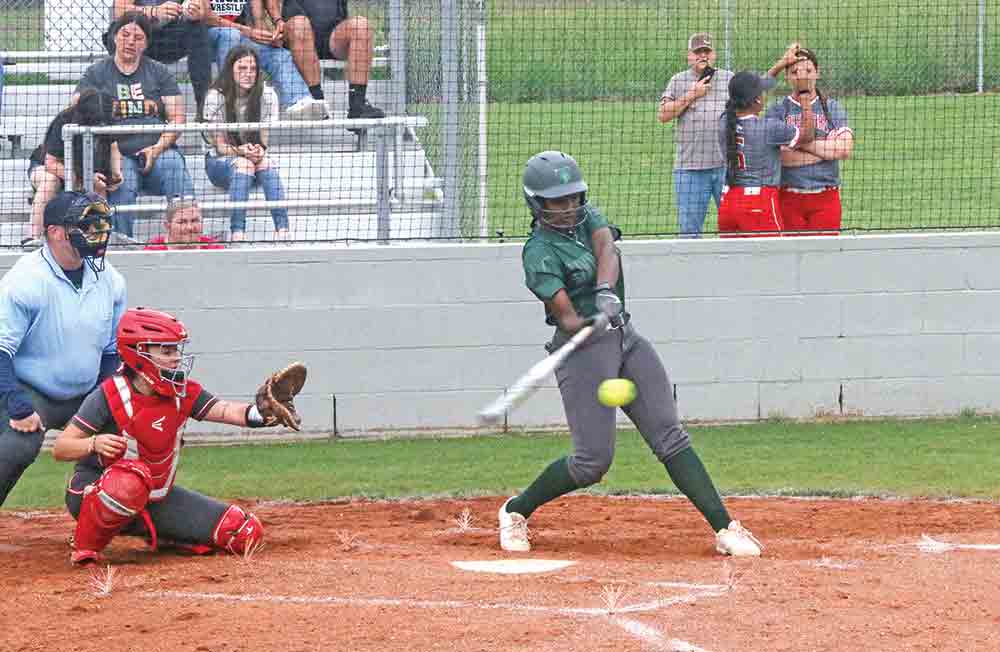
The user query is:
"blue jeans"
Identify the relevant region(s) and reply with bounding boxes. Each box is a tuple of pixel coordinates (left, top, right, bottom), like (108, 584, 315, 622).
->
(205, 154, 289, 233)
(208, 27, 309, 109)
(109, 148, 195, 237)
(674, 167, 725, 238)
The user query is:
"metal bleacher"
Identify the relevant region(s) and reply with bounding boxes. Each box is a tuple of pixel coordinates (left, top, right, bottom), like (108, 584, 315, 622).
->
(0, 50, 445, 245)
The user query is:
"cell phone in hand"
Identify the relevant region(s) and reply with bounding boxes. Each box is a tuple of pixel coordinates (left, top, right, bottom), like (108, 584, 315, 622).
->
(698, 66, 716, 82)
(136, 152, 148, 173)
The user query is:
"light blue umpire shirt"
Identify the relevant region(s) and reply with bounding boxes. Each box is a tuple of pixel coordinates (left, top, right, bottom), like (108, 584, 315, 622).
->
(0, 243, 127, 400)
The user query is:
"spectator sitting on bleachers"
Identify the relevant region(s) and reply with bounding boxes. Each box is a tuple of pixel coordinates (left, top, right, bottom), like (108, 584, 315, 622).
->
(26, 91, 122, 246)
(145, 196, 225, 249)
(108, 0, 215, 121)
(263, 0, 384, 119)
(204, 0, 328, 120)
(204, 45, 290, 241)
(77, 13, 195, 237)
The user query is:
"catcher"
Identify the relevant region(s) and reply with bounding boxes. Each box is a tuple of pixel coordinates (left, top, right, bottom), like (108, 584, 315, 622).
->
(52, 307, 307, 565)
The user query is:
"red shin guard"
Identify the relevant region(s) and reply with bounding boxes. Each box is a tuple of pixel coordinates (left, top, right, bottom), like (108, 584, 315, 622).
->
(211, 505, 264, 556)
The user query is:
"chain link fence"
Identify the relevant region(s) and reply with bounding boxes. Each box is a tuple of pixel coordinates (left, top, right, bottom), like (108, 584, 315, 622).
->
(1, 0, 996, 246)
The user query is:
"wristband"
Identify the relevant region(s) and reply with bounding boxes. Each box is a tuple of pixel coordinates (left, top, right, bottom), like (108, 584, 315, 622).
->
(88, 436, 96, 455)
(594, 281, 613, 293)
(245, 404, 267, 428)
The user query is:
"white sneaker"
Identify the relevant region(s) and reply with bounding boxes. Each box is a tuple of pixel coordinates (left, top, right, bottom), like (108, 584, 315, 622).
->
(498, 497, 530, 552)
(715, 520, 763, 557)
(286, 97, 329, 121)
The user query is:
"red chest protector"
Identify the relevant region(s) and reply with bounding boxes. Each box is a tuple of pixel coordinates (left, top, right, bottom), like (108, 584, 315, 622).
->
(100, 375, 202, 501)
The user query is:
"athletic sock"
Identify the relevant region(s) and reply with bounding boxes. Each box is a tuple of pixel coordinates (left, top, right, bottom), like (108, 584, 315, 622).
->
(663, 447, 731, 532)
(507, 456, 578, 519)
(309, 85, 325, 101)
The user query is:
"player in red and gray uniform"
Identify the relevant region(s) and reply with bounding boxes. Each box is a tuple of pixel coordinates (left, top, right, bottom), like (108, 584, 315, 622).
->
(53, 308, 294, 565)
(717, 71, 815, 237)
(765, 48, 855, 235)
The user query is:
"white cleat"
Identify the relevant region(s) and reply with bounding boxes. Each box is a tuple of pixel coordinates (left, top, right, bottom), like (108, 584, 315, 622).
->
(498, 496, 530, 552)
(285, 97, 329, 121)
(715, 520, 763, 557)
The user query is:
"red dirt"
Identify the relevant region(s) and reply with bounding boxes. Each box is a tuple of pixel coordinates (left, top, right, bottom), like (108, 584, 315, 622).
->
(2, 496, 1000, 652)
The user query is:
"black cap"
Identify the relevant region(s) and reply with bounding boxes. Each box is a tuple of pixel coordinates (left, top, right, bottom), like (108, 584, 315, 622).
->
(43, 191, 108, 228)
(729, 71, 777, 107)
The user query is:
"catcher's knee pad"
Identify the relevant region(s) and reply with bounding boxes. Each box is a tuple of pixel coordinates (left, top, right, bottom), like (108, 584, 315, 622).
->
(211, 505, 264, 556)
(72, 460, 153, 564)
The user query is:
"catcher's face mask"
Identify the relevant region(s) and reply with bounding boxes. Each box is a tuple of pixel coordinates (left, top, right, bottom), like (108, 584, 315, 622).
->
(67, 200, 114, 274)
(138, 341, 195, 398)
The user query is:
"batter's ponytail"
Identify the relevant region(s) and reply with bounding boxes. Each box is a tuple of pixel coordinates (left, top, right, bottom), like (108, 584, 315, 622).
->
(724, 99, 740, 186)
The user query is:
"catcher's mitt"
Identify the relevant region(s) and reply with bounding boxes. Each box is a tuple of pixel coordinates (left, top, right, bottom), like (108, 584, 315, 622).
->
(255, 362, 307, 431)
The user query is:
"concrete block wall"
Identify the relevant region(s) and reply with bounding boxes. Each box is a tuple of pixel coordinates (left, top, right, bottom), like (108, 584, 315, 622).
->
(4, 231, 1000, 437)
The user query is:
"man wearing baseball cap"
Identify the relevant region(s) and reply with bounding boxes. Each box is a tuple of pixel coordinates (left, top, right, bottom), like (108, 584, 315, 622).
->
(658, 35, 804, 237)
(0, 191, 127, 505)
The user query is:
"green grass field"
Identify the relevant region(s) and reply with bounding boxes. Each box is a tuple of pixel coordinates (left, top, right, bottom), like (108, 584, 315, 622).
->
(478, 94, 1000, 237)
(5, 416, 1000, 510)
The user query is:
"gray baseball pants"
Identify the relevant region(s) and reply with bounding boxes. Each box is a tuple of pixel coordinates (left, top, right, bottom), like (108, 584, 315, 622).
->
(553, 322, 691, 488)
(0, 383, 83, 506)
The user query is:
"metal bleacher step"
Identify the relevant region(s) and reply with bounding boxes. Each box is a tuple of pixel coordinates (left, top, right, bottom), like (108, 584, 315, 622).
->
(0, 79, 394, 156)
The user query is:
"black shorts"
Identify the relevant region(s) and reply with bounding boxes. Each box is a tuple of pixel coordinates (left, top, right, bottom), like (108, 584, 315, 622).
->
(282, 0, 346, 60)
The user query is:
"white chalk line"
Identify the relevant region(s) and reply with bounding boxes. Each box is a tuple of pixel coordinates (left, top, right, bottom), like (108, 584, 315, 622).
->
(145, 585, 727, 617)
(612, 617, 711, 652)
(913, 534, 1000, 553)
(146, 588, 723, 651)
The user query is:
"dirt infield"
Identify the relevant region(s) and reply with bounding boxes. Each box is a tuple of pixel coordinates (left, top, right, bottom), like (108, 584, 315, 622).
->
(2, 495, 999, 652)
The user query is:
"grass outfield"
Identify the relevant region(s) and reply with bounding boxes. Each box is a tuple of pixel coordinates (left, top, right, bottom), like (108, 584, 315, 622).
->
(487, 0, 999, 100)
(4, 416, 1000, 510)
(479, 94, 1000, 237)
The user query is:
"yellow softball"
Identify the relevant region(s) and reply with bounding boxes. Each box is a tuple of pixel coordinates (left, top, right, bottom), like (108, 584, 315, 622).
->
(597, 378, 637, 407)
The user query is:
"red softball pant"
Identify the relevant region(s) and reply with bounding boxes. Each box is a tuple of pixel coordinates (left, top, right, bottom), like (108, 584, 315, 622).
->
(779, 187, 842, 236)
(718, 186, 783, 238)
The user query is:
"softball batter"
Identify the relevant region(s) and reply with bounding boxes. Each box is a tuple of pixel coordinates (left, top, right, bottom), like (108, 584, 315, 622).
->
(766, 48, 854, 235)
(498, 151, 762, 557)
(717, 71, 816, 236)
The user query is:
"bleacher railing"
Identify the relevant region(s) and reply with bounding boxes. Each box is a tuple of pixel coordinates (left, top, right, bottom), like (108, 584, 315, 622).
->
(65, 116, 431, 244)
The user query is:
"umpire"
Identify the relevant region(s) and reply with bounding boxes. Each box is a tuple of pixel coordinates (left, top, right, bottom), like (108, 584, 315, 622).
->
(0, 192, 127, 506)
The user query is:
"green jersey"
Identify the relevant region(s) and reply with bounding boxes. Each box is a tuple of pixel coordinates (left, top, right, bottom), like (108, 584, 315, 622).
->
(522, 206, 626, 328)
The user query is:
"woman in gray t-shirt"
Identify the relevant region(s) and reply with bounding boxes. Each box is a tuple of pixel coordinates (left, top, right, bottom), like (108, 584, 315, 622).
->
(204, 45, 289, 241)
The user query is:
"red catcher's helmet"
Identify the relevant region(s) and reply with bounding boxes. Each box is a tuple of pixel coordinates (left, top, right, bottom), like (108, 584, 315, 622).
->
(117, 307, 194, 397)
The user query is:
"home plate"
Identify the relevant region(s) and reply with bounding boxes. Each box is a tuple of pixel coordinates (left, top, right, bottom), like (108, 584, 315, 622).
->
(451, 559, 577, 574)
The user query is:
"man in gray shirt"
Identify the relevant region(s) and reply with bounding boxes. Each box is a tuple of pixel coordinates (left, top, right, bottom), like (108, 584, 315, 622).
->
(658, 35, 802, 237)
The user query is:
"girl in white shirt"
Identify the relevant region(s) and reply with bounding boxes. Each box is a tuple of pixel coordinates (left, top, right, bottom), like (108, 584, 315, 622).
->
(204, 45, 289, 240)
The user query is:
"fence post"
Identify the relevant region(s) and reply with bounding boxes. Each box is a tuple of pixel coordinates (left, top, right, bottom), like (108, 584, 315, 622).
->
(63, 125, 75, 192)
(977, 0, 985, 93)
(441, 0, 462, 238)
(477, 0, 489, 239)
(82, 130, 95, 193)
(376, 126, 391, 242)
(721, 0, 733, 72)
(388, 0, 408, 116)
